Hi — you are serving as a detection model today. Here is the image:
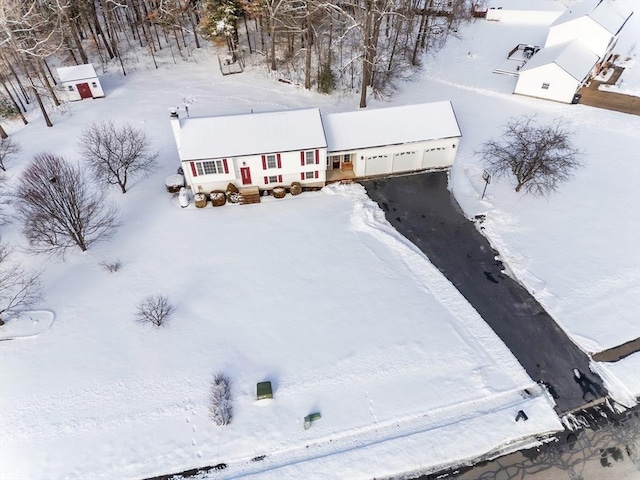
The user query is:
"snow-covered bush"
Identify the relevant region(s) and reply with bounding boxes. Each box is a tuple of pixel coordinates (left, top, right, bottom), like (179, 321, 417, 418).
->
(209, 372, 233, 426)
(135, 294, 174, 326)
(100, 260, 122, 273)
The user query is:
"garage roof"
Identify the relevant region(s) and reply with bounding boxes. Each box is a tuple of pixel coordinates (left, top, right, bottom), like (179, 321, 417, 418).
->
(176, 108, 327, 160)
(56, 64, 98, 83)
(550, 0, 633, 35)
(520, 40, 599, 82)
(322, 101, 461, 153)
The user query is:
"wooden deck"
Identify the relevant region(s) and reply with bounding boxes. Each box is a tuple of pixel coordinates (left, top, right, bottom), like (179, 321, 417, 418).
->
(326, 168, 356, 184)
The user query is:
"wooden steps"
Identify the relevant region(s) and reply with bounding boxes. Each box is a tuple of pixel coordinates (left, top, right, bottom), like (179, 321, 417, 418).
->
(239, 187, 261, 205)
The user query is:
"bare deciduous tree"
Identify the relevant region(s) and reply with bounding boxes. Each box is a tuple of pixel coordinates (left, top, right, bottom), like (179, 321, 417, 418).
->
(136, 294, 174, 326)
(0, 137, 21, 171)
(209, 372, 233, 425)
(14, 153, 119, 255)
(80, 121, 158, 194)
(477, 115, 584, 196)
(0, 243, 42, 325)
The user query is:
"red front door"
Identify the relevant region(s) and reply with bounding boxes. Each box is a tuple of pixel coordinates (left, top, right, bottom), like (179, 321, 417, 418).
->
(240, 167, 252, 185)
(76, 82, 92, 99)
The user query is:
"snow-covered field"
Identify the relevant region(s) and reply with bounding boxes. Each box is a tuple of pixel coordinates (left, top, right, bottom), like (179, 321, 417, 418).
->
(1, 4, 639, 479)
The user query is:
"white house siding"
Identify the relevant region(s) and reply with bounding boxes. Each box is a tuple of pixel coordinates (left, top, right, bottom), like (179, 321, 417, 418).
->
(514, 64, 580, 103)
(183, 148, 326, 193)
(344, 139, 459, 178)
(56, 65, 104, 102)
(545, 18, 612, 58)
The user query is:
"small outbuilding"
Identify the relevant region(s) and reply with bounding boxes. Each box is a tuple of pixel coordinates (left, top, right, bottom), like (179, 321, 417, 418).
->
(56, 64, 104, 101)
(514, 40, 599, 103)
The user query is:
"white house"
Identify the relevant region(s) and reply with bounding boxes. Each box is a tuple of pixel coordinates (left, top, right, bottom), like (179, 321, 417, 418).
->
(322, 102, 461, 179)
(514, 40, 599, 103)
(169, 102, 462, 197)
(56, 64, 104, 101)
(545, 0, 633, 62)
(170, 108, 327, 194)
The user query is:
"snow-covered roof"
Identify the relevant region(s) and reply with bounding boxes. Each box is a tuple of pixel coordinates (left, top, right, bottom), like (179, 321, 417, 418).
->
(486, 0, 565, 12)
(322, 102, 461, 153)
(520, 40, 599, 81)
(56, 64, 98, 83)
(176, 108, 327, 160)
(551, 0, 633, 35)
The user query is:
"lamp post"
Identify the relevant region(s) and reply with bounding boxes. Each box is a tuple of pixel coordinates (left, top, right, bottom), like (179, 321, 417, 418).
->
(481, 170, 491, 199)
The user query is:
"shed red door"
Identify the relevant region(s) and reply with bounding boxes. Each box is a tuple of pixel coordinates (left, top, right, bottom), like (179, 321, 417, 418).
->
(240, 167, 252, 185)
(76, 82, 92, 99)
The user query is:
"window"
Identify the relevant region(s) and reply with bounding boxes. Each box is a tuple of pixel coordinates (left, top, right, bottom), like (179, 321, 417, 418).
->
(305, 151, 315, 165)
(91, 82, 97, 88)
(68, 85, 73, 91)
(196, 160, 224, 175)
(268, 175, 278, 183)
(343, 154, 351, 163)
(305, 171, 315, 179)
(541, 83, 550, 90)
(266, 154, 277, 169)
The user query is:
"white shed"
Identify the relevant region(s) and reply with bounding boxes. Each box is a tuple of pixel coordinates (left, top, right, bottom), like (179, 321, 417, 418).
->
(322, 102, 461, 178)
(545, 0, 633, 61)
(170, 108, 327, 194)
(56, 64, 104, 101)
(514, 40, 599, 103)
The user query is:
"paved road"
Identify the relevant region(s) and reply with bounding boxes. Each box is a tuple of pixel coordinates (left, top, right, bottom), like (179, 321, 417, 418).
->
(416, 403, 640, 480)
(361, 172, 605, 414)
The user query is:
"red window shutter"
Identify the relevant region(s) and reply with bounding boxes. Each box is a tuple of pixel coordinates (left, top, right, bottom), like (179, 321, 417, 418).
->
(301, 172, 305, 180)
(315, 150, 319, 164)
(277, 153, 282, 168)
(315, 171, 319, 179)
(190, 162, 197, 177)
(262, 155, 267, 170)
(300, 151, 305, 166)
(278, 174, 282, 183)
(264, 176, 269, 184)
(223, 159, 229, 174)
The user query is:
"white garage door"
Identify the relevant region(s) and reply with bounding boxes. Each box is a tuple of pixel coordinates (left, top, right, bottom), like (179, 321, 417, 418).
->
(421, 147, 449, 169)
(364, 154, 390, 176)
(392, 151, 418, 173)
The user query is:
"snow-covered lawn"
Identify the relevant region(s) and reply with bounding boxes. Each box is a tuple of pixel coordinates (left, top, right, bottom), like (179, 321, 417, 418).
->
(0, 162, 561, 478)
(1, 7, 639, 479)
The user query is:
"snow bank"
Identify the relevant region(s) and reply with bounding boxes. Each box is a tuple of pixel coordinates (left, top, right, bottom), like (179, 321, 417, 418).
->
(592, 353, 640, 409)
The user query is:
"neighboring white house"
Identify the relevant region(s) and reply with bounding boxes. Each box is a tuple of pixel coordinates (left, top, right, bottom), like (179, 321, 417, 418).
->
(171, 108, 327, 194)
(169, 102, 462, 196)
(545, 0, 633, 61)
(514, 40, 599, 103)
(322, 102, 461, 178)
(56, 64, 104, 101)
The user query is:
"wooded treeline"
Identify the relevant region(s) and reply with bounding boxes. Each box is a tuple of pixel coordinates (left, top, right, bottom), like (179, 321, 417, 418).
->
(0, 0, 476, 131)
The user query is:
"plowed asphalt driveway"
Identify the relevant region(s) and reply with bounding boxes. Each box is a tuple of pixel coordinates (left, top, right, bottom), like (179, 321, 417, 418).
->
(361, 172, 605, 414)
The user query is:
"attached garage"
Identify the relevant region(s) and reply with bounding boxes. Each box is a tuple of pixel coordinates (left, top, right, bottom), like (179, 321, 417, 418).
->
(392, 151, 418, 173)
(322, 102, 462, 180)
(365, 154, 391, 176)
(422, 147, 451, 169)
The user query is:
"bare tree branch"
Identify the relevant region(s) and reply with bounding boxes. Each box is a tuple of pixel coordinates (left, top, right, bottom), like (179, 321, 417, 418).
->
(14, 153, 120, 256)
(80, 120, 158, 194)
(477, 115, 584, 197)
